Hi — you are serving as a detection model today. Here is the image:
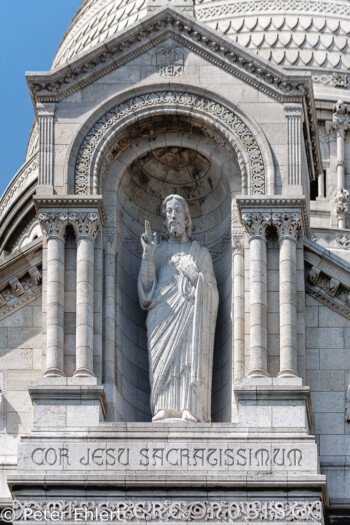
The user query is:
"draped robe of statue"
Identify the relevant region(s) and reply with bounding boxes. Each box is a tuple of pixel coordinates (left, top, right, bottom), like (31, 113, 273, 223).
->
(138, 239, 219, 422)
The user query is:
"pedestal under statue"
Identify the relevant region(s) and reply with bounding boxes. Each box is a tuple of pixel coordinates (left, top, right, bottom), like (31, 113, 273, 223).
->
(138, 195, 219, 422)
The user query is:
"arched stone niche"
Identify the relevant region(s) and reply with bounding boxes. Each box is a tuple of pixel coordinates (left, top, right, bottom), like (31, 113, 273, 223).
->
(103, 119, 242, 422)
(69, 87, 275, 196)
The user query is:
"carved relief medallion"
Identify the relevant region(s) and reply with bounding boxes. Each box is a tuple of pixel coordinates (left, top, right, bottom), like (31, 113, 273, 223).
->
(156, 47, 185, 77)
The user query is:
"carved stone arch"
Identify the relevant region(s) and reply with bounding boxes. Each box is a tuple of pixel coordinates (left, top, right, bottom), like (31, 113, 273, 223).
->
(69, 85, 275, 196)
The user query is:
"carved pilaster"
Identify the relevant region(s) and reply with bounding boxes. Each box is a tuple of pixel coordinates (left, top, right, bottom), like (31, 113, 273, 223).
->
(103, 232, 118, 256)
(69, 212, 100, 241)
(37, 103, 55, 190)
(38, 212, 69, 241)
(284, 104, 302, 186)
(272, 212, 302, 242)
(241, 212, 271, 241)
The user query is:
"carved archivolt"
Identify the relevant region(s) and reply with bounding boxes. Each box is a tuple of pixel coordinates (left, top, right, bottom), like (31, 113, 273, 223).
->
(73, 91, 268, 196)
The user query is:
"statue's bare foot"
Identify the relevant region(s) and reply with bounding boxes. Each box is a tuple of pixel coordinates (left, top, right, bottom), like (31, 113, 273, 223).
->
(182, 410, 197, 422)
(152, 409, 168, 422)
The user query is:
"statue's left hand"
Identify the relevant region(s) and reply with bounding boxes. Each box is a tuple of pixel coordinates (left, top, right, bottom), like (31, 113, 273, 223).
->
(178, 255, 199, 285)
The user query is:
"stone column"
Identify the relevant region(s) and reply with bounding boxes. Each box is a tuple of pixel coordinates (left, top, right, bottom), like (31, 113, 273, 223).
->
(232, 237, 244, 382)
(39, 212, 68, 376)
(37, 103, 55, 192)
(241, 212, 271, 377)
(326, 101, 349, 228)
(103, 234, 117, 384)
(70, 212, 100, 377)
(318, 172, 325, 199)
(273, 212, 302, 377)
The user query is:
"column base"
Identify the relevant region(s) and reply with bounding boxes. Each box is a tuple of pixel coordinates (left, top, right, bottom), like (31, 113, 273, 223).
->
(44, 368, 65, 377)
(235, 384, 313, 430)
(73, 367, 96, 377)
(247, 368, 270, 378)
(278, 368, 299, 378)
(29, 379, 108, 429)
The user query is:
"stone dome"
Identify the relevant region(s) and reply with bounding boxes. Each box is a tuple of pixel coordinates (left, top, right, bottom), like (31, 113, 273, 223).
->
(52, 0, 350, 76)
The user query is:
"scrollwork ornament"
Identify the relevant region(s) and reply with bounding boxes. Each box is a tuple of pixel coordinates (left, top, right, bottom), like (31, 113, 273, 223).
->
(241, 212, 271, 240)
(12, 499, 323, 522)
(69, 212, 100, 241)
(38, 212, 69, 240)
(272, 212, 302, 242)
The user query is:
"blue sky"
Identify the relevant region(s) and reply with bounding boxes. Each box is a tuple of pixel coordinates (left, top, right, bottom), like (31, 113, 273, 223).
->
(0, 1, 82, 198)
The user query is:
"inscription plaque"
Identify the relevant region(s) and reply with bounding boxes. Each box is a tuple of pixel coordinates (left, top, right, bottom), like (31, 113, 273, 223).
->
(18, 442, 315, 472)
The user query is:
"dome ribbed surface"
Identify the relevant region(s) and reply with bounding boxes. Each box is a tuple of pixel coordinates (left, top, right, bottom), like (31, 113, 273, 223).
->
(53, 0, 350, 72)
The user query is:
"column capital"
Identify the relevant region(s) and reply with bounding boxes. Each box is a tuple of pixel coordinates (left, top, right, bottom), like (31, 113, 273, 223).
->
(37, 102, 56, 117)
(335, 188, 349, 225)
(69, 212, 100, 241)
(272, 212, 302, 242)
(38, 211, 69, 241)
(326, 100, 350, 137)
(241, 212, 271, 241)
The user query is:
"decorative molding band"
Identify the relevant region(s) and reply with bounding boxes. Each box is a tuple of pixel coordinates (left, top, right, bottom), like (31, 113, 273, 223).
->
(0, 268, 42, 322)
(196, 0, 350, 19)
(74, 91, 265, 196)
(12, 499, 323, 523)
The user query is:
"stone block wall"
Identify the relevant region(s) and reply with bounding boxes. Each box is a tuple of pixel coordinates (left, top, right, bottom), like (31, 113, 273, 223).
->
(0, 297, 42, 500)
(305, 294, 350, 505)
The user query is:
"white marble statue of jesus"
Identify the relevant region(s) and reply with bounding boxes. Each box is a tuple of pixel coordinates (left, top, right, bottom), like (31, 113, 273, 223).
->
(138, 195, 219, 422)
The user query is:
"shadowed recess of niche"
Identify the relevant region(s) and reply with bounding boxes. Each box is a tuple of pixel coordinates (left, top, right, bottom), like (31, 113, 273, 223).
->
(113, 141, 238, 422)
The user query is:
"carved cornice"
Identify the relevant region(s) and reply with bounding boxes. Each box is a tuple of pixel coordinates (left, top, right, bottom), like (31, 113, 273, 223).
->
(33, 195, 107, 225)
(236, 197, 310, 238)
(69, 212, 100, 242)
(304, 237, 350, 320)
(27, 9, 313, 103)
(0, 266, 42, 322)
(272, 212, 302, 242)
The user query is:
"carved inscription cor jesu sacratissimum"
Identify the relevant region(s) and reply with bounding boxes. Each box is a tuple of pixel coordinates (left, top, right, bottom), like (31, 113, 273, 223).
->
(28, 444, 303, 470)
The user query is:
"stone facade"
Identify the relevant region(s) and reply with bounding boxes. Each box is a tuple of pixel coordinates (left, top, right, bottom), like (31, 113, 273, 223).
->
(1, 0, 350, 523)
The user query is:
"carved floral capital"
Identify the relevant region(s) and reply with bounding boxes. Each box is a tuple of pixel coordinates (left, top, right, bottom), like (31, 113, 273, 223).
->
(335, 188, 349, 221)
(69, 212, 100, 241)
(272, 212, 302, 242)
(38, 212, 69, 241)
(241, 212, 271, 241)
